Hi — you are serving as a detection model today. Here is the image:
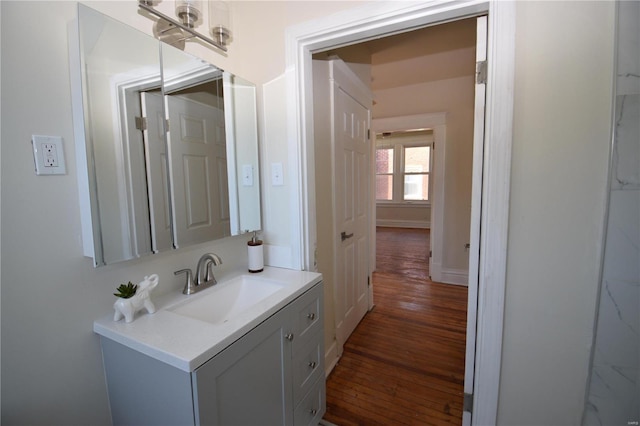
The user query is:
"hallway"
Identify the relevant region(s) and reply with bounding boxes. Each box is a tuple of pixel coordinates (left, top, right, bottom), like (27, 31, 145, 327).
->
(323, 227, 468, 425)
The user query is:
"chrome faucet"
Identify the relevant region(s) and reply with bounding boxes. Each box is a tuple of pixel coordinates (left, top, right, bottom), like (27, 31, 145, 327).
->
(174, 253, 223, 295)
(196, 253, 222, 285)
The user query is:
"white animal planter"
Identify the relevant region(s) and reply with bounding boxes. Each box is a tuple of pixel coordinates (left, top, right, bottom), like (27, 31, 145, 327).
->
(113, 274, 159, 323)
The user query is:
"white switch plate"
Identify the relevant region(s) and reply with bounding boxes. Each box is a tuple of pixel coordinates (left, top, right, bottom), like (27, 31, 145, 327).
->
(32, 135, 66, 175)
(271, 162, 284, 186)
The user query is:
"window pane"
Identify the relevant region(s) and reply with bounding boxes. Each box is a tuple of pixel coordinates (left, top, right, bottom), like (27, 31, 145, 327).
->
(376, 175, 393, 200)
(404, 146, 430, 173)
(404, 174, 429, 201)
(376, 148, 394, 173)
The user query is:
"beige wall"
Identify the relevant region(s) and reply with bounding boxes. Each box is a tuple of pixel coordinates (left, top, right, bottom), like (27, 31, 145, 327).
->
(376, 204, 431, 227)
(0, 1, 615, 425)
(498, 2, 614, 424)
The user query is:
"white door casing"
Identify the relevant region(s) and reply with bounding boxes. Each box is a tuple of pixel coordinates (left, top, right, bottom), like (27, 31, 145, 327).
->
(463, 14, 488, 426)
(122, 88, 151, 258)
(166, 95, 230, 248)
(141, 91, 173, 254)
(330, 60, 372, 354)
(286, 1, 515, 424)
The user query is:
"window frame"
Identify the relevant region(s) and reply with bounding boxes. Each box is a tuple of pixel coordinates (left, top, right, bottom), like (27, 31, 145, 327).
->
(375, 132, 433, 206)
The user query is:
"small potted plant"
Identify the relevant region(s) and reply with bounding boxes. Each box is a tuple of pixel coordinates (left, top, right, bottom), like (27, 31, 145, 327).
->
(113, 275, 159, 323)
(114, 281, 138, 299)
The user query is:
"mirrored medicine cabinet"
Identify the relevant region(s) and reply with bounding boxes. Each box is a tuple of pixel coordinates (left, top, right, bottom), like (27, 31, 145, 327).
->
(70, 4, 261, 267)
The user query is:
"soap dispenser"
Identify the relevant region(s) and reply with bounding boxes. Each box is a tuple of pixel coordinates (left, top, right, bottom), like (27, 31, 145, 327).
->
(247, 231, 264, 273)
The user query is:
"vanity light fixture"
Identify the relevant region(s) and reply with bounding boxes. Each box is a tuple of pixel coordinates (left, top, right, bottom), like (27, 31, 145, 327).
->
(138, 0, 231, 52)
(175, 0, 202, 28)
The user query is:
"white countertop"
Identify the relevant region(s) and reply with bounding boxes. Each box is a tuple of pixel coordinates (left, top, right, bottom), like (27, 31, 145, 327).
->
(93, 266, 322, 372)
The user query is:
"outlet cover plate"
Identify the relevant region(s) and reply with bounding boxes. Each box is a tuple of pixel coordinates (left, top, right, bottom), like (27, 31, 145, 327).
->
(32, 135, 66, 175)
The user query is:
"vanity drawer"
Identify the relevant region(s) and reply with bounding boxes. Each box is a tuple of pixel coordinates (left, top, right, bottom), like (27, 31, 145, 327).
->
(294, 375, 326, 426)
(290, 284, 322, 354)
(292, 332, 323, 405)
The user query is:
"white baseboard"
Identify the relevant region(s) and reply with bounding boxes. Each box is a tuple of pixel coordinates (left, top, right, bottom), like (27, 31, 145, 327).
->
(376, 219, 430, 229)
(440, 268, 469, 286)
(431, 262, 468, 286)
(324, 340, 339, 377)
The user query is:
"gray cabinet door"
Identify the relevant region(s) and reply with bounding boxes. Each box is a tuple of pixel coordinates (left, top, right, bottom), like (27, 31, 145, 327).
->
(193, 306, 294, 425)
(101, 337, 195, 426)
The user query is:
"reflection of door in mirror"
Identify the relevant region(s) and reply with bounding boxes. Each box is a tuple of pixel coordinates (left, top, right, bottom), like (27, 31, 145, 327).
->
(121, 87, 172, 256)
(165, 80, 231, 248)
(140, 91, 173, 253)
(121, 86, 153, 258)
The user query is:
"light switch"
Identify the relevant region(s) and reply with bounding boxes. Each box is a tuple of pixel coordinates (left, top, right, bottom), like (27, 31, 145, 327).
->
(242, 164, 253, 186)
(32, 135, 66, 175)
(271, 162, 284, 186)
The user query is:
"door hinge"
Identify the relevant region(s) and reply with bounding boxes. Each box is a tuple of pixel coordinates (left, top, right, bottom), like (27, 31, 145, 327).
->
(476, 60, 487, 85)
(429, 250, 432, 258)
(367, 276, 370, 287)
(165, 119, 170, 132)
(367, 129, 371, 140)
(464, 393, 473, 413)
(135, 116, 147, 131)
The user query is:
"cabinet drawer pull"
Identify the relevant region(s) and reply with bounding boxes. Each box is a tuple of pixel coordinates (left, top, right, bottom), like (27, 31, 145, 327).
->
(309, 409, 317, 416)
(285, 333, 294, 341)
(307, 312, 316, 320)
(308, 361, 317, 369)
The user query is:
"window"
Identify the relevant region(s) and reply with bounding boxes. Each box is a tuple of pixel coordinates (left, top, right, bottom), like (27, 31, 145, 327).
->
(375, 131, 432, 204)
(403, 146, 430, 201)
(375, 148, 394, 201)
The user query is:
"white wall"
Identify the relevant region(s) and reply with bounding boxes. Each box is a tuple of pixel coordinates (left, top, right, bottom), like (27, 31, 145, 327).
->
(498, 2, 615, 424)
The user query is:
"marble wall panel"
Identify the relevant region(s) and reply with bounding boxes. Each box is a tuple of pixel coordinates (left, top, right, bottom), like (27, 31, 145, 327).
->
(584, 1, 639, 424)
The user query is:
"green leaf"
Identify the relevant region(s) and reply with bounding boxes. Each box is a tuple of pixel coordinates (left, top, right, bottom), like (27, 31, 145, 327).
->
(114, 281, 138, 299)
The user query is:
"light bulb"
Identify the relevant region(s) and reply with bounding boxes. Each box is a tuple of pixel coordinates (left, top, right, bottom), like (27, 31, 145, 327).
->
(175, 0, 202, 28)
(208, 1, 231, 46)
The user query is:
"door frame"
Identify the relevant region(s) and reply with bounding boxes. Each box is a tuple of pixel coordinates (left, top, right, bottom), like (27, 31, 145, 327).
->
(285, 1, 515, 424)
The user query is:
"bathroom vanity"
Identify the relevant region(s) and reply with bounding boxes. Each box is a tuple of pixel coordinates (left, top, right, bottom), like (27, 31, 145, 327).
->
(94, 267, 324, 425)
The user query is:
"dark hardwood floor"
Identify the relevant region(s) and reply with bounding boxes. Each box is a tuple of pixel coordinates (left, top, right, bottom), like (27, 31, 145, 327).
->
(323, 227, 468, 425)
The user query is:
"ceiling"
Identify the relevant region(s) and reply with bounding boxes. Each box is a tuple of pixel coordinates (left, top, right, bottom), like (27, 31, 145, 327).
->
(319, 17, 477, 91)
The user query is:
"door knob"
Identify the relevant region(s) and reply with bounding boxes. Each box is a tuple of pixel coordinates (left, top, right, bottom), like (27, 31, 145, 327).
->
(341, 231, 354, 241)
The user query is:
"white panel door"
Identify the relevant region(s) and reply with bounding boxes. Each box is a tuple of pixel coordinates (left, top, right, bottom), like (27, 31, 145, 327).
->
(141, 91, 172, 253)
(463, 15, 488, 426)
(166, 95, 230, 247)
(333, 80, 370, 353)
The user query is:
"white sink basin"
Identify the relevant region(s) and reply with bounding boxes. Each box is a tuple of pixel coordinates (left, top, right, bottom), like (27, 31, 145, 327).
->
(168, 275, 287, 325)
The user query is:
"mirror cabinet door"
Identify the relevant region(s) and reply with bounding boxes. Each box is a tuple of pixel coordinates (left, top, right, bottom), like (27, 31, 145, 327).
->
(78, 4, 163, 265)
(75, 5, 261, 267)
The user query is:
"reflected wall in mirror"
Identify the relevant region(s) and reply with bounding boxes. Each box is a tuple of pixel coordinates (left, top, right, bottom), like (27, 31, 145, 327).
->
(223, 73, 261, 234)
(71, 4, 261, 267)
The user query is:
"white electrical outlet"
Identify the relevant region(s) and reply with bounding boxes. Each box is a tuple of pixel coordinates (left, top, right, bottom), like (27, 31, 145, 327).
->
(32, 135, 66, 175)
